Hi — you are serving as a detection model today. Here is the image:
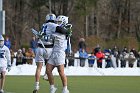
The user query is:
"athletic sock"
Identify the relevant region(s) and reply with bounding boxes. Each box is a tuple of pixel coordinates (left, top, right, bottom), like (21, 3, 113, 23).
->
(35, 82, 39, 86)
(63, 86, 68, 90)
(34, 82, 40, 90)
(50, 85, 55, 89)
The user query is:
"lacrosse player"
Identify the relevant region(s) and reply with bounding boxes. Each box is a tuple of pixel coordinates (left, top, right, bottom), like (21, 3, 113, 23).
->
(46, 15, 72, 93)
(0, 35, 11, 93)
(33, 14, 71, 93)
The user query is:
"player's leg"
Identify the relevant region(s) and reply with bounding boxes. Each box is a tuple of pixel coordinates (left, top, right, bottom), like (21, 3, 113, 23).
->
(33, 62, 43, 93)
(0, 71, 6, 93)
(46, 63, 55, 85)
(35, 62, 43, 88)
(56, 52, 69, 93)
(33, 47, 45, 92)
(46, 63, 57, 93)
(57, 65, 69, 93)
(43, 48, 52, 81)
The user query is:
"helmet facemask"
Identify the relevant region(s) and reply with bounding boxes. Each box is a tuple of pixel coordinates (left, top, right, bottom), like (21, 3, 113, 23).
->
(57, 20, 62, 26)
(0, 40, 4, 47)
(0, 35, 4, 47)
(56, 15, 68, 26)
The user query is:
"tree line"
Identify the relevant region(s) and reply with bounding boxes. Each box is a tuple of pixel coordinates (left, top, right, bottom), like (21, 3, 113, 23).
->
(3, 0, 140, 51)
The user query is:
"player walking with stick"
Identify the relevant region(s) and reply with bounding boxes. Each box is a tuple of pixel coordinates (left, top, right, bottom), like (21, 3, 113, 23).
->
(0, 35, 11, 93)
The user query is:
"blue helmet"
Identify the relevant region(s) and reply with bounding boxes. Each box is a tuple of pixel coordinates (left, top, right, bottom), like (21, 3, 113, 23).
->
(46, 14, 56, 21)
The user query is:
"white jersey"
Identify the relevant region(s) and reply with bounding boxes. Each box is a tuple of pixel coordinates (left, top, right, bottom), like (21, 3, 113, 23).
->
(48, 33, 67, 66)
(42, 22, 58, 34)
(52, 33, 67, 52)
(38, 22, 59, 46)
(0, 45, 11, 67)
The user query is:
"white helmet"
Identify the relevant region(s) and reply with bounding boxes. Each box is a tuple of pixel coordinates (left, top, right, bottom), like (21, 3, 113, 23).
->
(46, 14, 56, 21)
(0, 35, 4, 47)
(56, 15, 68, 26)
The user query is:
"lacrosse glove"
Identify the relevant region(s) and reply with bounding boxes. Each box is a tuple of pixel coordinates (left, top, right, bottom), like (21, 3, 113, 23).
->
(65, 24, 72, 37)
(38, 31, 46, 39)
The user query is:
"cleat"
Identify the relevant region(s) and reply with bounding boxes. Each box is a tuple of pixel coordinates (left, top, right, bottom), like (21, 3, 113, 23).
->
(33, 85, 39, 93)
(43, 74, 48, 81)
(33, 89, 38, 93)
(62, 89, 69, 93)
(35, 85, 39, 90)
(50, 87, 57, 93)
(0, 90, 4, 93)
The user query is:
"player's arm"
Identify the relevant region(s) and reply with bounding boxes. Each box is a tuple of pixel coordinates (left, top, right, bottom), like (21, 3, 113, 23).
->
(56, 26, 72, 35)
(56, 26, 67, 34)
(5, 48, 11, 66)
(38, 24, 47, 38)
(41, 24, 47, 35)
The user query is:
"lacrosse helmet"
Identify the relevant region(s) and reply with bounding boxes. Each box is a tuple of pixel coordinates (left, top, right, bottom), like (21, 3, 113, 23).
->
(56, 15, 68, 26)
(46, 13, 56, 22)
(0, 35, 4, 47)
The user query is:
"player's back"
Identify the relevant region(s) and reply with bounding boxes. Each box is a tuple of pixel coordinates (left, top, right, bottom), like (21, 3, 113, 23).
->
(38, 22, 59, 47)
(42, 22, 58, 34)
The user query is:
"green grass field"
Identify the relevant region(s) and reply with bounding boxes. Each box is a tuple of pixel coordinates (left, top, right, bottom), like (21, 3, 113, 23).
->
(4, 76, 140, 93)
